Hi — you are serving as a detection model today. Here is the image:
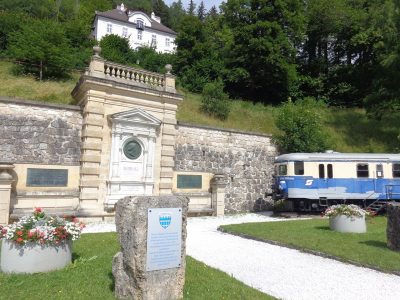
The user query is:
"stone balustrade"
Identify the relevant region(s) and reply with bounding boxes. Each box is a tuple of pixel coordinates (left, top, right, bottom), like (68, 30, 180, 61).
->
(86, 46, 176, 93)
(104, 61, 165, 89)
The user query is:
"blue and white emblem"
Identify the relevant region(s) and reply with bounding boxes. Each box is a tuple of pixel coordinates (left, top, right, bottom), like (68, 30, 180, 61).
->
(159, 213, 172, 229)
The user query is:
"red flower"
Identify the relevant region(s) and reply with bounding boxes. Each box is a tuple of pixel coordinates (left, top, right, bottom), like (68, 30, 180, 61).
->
(16, 230, 23, 236)
(34, 207, 42, 213)
(16, 237, 23, 243)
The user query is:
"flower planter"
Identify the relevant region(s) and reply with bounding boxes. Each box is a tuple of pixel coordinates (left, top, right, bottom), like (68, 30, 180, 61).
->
(0, 239, 72, 274)
(329, 214, 366, 233)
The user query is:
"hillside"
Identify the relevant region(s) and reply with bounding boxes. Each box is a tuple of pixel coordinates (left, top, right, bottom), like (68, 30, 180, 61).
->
(0, 61, 398, 153)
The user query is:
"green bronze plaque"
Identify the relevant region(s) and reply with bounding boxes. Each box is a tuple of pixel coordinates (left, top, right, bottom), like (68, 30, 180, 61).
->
(123, 140, 142, 160)
(27, 168, 68, 187)
(177, 175, 202, 189)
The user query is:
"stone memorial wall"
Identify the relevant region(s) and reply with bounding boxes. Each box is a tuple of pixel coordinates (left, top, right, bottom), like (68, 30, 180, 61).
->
(175, 123, 278, 213)
(0, 97, 82, 165)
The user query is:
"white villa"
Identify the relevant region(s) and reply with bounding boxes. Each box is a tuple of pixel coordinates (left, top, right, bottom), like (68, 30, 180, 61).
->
(93, 3, 177, 53)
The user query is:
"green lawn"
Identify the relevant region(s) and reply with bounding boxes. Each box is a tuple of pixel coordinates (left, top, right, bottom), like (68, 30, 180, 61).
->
(0, 232, 274, 300)
(220, 217, 400, 273)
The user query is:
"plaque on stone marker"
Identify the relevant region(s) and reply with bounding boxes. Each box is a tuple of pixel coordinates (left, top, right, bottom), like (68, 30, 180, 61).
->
(146, 207, 182, 271)
(26, 168, 68, 187)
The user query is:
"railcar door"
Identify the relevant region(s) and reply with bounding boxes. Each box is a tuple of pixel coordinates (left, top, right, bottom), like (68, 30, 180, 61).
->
(374, 164, 386, 200)
(317, 163, 336, 199)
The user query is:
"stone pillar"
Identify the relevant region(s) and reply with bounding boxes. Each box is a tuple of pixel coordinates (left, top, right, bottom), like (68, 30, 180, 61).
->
(211, 174, 227, 216)
(0, 163, 14, 225)
(164, 64, 176, 93)
(112, 195, 189, 300)
(387, 203, 400, 251)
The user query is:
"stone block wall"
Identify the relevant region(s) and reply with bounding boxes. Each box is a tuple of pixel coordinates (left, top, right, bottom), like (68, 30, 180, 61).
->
(0, 98, 82, 165)
(175, 123, 278, 213)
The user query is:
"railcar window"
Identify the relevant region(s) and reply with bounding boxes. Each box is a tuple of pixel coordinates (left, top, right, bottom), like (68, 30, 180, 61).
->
(319, 164, 325, 178)
(327, 164, 333, 178)
(278, 165, 287, 175)
(393, 164, 400, 178)
(357, 164, 369, 178)
(294, 161, 304, 175)
(376, 164, 383, 178)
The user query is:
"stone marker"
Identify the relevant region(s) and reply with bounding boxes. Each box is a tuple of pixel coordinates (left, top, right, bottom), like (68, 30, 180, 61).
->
(112, 195, 189, 300)
(387, 203, 400, 251)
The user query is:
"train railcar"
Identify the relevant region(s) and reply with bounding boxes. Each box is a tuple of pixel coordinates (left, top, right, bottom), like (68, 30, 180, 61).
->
(272, 152, 400, 211)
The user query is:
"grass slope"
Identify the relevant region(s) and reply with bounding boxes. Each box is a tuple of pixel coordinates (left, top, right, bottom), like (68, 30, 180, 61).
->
(0, 60, 398, 152)
(220, 217, 400, 272)
(0, 232, 274, 300)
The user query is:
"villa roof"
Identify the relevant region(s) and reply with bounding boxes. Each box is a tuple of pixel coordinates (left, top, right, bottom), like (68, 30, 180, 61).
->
(96, 9, 177, 35)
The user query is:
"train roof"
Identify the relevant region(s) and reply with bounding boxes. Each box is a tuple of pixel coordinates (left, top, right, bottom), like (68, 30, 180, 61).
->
(275, 152, 400, 162)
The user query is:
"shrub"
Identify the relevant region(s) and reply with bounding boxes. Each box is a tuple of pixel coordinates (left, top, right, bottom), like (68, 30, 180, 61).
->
(99, 34, 131, 65)
(273, 97, 330, 153)
(201, 81, 231, 120)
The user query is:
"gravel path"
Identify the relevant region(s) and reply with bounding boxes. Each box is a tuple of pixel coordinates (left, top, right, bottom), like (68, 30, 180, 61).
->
(83, 213, 400, 300)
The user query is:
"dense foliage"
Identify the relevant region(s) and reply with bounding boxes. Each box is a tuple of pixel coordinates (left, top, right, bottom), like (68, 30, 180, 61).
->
(201, 80, 231, 120)
(0, 0, 399, 130)
(273, 98, 329, 152)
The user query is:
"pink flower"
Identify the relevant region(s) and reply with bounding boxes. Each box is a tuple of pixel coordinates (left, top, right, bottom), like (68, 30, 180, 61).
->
(34, 207, 42, 213)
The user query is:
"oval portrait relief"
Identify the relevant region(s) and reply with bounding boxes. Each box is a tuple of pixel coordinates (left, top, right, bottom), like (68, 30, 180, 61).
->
(123, 140, 142, 160)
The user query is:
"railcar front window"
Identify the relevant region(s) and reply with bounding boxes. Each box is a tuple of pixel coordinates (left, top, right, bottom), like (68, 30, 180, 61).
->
(278, 165, 287, 175)
(294, 161, 304, 175)
(393, 163, 400, 178)
(357, 164, 369, 178)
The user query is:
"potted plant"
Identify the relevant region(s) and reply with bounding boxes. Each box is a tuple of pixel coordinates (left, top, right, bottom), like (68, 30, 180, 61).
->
(324, 204, 370, 233)
(0, 208, 84, 274)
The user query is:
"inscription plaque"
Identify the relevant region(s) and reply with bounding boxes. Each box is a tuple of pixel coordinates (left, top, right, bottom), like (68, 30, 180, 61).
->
(26, 168, 68, 187)
(177, 175, 202, 189)
(146, 207, 182, 271)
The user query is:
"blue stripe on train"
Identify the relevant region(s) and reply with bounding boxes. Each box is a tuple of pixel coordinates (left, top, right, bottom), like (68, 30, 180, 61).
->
(275, 176, 400, 200)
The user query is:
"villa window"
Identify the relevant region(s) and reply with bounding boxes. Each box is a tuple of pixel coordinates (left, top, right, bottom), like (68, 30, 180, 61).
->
(122, 27, 128, 37)
(136, 19, 144, 30)
(166, 38, 170, 47)
(151, 34, 157, 47)
(137, 30, 142, 40)
(107, 24, 112, 33)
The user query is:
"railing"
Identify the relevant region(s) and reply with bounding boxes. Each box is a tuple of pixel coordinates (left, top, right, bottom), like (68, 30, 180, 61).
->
(103, 61, 165, 89)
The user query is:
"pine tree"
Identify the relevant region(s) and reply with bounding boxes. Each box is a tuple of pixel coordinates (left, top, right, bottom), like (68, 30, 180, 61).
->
(188, 0, 196, 16)
(197, 1, 206, 21)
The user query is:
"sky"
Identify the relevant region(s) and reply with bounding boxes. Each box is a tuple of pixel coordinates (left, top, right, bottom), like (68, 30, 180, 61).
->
(164, 0, 225, 11)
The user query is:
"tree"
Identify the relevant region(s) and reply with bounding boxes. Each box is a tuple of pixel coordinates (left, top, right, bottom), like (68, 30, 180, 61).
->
(7, 19, 74, 78)
(188, 0, 196, 15)
(273, 98, 330, 153)
(175, 15, 228, 92)
(169, 0, 186, 30)
(365, 0, 400, 118)
(201, 80, 231, 120)
(197, 1, 206, 21)
(223, 0, 306, 103)
(0, 11, 28, 53)
(207, 5, 218, 19)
